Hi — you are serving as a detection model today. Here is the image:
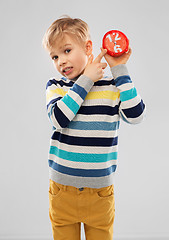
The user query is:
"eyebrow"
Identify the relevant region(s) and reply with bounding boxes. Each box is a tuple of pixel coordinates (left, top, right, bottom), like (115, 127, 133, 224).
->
(50, 44, 72, 56)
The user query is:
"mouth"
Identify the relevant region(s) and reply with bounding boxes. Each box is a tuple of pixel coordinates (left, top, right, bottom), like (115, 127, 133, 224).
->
(62, 67, 73, 75)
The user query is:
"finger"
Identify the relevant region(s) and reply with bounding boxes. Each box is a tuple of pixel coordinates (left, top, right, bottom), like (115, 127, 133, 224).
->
(101, 62, 107, 69)
(100, 47, 107, 52)
(94, 48, 107, 63)
(126, 46, 132, 54)
(86, 54, 94, 66)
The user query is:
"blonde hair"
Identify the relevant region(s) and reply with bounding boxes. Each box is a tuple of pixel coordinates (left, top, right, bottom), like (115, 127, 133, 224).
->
(42, 16, 91, 49)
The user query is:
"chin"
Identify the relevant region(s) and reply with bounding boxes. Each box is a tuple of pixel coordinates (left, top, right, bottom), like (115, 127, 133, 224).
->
(69, 73, 81, 81)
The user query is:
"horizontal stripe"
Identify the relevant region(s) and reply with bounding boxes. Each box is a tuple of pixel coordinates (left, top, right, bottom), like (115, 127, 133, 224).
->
(120, 105, 145, 124)
(49, 140, 118, 154)
(94, 78, 115, 86)
(49, 168, 116, 188)
(47, 88, 120, 101)
(46, 97, 62, 110)
(51, 126, 118, 138)
(122, 100, 145, 118)
(49, 160, 117, 177)
(73, 113, 120, 124)
(46, 88, 66, 101)
(53, 105, 69, 128)
(120, 87, 137, 102)
(46, 77, 115, 89)
(68, 121, 120, 131)
(86, 90, 120, 100)
(49, 153, 117, 167)
(51, 132, 118, 147)
(82, 99, 120, 108)
(61, 94, 79, 115)
(114, 75, 132, 87)
(49, 146, 118, 162)
(61, 77, 67, 81)
(70, 83, 87, 100)
(111, 65, 129, 79)
(46, 79, 73, 89)
(78, 105, 119, 115)
(117, 82, 134, 92)
(120, 94, 141, 109)
(119, 111, 131, 124)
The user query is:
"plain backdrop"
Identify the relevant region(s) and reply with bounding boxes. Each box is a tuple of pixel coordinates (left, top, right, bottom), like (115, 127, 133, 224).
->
(0, 0, 169, 239)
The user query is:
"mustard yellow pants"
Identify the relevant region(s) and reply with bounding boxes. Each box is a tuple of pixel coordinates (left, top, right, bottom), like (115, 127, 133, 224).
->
(49, 180, 115, 240)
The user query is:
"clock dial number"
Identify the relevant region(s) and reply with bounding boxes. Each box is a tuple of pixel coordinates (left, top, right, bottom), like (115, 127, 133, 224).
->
(113, 32, 121, 41)
(106, 32, 123, 53)
(106, 32, 121, 43)
(114, 45, 122, 53)
(106, 34, 115, 44)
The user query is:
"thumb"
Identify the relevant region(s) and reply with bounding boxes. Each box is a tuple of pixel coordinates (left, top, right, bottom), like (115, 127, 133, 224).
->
(86, 54, 94, 66)
(101, 62, 107, 69)
(93, 48, 107, 63)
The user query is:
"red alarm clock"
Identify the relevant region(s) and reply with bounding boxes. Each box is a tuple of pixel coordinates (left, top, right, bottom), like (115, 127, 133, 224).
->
(102, 30, 129, 57)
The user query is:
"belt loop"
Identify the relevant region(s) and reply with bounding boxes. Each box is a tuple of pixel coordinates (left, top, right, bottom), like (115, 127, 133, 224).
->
(63, 185, 67, 191)
(90, 188, 93, 194)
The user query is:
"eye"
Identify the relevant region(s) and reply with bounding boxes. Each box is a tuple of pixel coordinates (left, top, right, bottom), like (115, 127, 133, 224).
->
(52, 55, 58, 60)
(65, 49, 71, 54)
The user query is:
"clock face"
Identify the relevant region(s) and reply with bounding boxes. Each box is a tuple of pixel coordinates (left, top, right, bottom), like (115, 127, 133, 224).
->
(102, 30, 129, 57)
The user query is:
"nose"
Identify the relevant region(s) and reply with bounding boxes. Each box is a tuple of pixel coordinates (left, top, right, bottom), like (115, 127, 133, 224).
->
(58, 55, 67, 66)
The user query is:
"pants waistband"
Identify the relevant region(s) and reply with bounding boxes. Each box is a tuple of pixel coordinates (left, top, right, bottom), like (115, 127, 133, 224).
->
(54, 181, 113, 194)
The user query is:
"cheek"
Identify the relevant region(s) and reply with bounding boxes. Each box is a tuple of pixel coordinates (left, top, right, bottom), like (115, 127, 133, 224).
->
(53, 62, 59, 71)
(77, 55, 88, 69)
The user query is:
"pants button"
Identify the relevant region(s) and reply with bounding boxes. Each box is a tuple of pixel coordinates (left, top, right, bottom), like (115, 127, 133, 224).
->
(79, 187, 84, 191)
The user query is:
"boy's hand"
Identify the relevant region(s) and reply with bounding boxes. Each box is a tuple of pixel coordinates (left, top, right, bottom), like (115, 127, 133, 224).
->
(83, 49, 107, 82)
(103, 47, 132, 68)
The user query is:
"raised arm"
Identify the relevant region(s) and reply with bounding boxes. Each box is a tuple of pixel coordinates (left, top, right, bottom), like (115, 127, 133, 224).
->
(46, 49, 108, 130)
(103, 47, 146, 124)
(111, 64, 146, 124)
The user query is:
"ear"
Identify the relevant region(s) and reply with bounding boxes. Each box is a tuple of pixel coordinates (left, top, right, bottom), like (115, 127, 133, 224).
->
(85, 40, 93, 56)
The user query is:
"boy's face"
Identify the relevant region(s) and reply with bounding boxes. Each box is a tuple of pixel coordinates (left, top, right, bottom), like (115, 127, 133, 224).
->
(49, 34, 92, 80)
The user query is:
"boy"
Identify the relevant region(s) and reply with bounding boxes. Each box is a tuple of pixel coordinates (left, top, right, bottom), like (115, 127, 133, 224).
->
(42, 16, 145, 240)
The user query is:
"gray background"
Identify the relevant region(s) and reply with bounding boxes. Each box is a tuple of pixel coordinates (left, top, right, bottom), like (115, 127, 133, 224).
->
(0, 0, 169, 239)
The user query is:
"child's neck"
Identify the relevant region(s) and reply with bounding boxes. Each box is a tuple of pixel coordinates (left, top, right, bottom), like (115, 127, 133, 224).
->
(69, 74, 81, 82)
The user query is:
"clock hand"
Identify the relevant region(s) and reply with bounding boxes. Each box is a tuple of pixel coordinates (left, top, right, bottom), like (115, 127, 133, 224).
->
(111, 40, 117, 45)
(107, 35, 117, 45)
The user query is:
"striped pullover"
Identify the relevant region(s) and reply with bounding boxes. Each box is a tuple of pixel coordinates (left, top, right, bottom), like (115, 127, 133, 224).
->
(46, 64, 146, 188)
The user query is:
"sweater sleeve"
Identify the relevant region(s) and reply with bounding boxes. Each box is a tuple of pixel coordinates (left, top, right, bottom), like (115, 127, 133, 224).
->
(111, 64, 146, 124)
(46, 75, 94, 130)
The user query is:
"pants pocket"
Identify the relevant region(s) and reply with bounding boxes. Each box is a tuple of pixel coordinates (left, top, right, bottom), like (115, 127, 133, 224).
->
(49, 180, 62, 198)
(96, 185, 114, 198)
